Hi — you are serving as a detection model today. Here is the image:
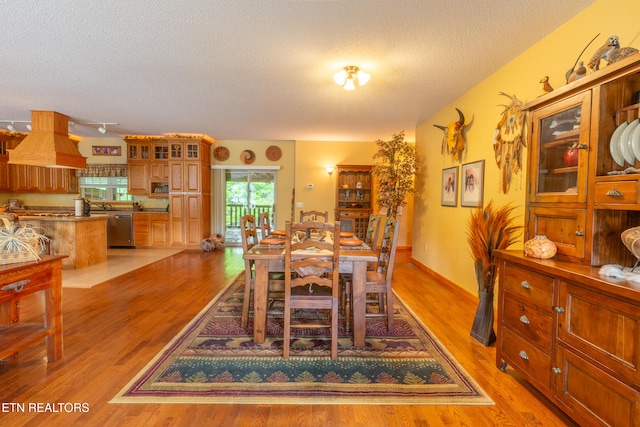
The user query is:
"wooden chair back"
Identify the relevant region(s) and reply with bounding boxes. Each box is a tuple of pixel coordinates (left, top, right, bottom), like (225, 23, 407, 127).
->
(283, 220, 341, 359)
(259, 211, 271, 240)
(365, 214, 381, 250)
(378, 218, 400, 278)
(299, 210, 329, 223)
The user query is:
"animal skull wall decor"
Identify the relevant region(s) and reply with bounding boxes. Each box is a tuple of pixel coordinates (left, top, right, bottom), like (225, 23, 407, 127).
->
(434, 108, 467, 161)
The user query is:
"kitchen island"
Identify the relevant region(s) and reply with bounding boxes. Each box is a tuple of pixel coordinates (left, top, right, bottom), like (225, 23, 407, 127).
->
(18, 215, 107, 269)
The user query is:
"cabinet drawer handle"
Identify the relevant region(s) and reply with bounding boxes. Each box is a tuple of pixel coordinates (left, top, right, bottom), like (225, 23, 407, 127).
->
(554, 307, 565, 313)
(520, 280, 531, 289)
(1, 279, 30, 293)
(518, 350, 529, 360)
(575, 231, 584, 236)
(606, 188, 623, 197)
(552, 367, 562, 374)
(519, 315, 530, 324)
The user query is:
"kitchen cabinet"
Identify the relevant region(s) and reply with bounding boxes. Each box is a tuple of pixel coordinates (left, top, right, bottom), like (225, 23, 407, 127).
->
(523, 54, 640, 267)
(125, 134, 212, 248)
(133, 212, 170, 246)
(496, 250, 640, 427)
(125, 137, 169, 196)
(167, 136, 212, 247)
(334, 165, 374, 240)
(0, 132, 77, 194)
(19, 216, 107, 269)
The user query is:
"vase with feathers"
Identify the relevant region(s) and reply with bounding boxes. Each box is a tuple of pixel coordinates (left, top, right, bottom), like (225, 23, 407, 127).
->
(466, 201, 521, 345)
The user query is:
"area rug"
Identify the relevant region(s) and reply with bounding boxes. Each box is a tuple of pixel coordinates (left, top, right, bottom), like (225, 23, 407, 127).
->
(111, 275, 494, 405)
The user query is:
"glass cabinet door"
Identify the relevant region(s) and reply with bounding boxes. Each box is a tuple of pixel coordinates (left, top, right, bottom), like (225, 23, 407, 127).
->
(528, 92, 591, 203)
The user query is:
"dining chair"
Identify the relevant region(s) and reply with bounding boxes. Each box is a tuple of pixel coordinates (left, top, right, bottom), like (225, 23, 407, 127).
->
(240, 214, 284, 329)
(283, 220, 341, 360)
(299, 210, 329, 223)
(259, 211, 271, 240)
(343, 218, 400, 333)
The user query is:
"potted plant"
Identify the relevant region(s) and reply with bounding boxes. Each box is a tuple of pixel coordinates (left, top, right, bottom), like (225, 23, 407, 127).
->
(466, 200, 521, 345)
(372, 131, 417, 220)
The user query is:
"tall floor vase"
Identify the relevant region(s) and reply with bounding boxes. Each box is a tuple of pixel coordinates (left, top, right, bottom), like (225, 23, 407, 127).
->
(470, 289, 496, 346)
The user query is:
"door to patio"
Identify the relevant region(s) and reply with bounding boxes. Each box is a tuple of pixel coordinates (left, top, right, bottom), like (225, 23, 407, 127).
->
(224, 170, 276, 245)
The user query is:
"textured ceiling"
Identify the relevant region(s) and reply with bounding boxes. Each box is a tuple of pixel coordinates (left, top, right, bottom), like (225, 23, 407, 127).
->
(0, 0, 594, 142)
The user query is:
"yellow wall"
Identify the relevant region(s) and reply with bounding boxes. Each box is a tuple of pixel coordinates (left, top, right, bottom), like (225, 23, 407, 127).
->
(210, 140, 295, 231)
(412, 0, 640, 296)
(294, 140, 414, 247)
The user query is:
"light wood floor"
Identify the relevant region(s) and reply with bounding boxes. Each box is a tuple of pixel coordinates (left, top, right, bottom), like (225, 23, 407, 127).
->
(0, 248, 578, 427)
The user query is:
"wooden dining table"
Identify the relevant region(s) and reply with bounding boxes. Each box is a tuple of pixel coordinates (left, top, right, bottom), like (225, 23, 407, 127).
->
(243, 243, 378, 347)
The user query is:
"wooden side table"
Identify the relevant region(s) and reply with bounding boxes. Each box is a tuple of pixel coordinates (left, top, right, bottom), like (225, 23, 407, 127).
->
(0, 256, 66, 362)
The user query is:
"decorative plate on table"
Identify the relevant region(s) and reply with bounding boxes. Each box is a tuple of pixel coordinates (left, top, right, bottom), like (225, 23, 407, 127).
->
(213, 146, 230, 161)
(340, 238, 363, 247)
(339, 231, 354, 238)
(610, 122, 627, 167)
(261, 237, 285, 246)
(266, 145, 282, 161)
(241, 150, 256, 164)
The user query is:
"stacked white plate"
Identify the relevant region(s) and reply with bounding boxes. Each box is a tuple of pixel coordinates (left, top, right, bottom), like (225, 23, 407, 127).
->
(620, 119, 639, 164)
(632, 120, 640, 161)
(610, 121, 627, 166)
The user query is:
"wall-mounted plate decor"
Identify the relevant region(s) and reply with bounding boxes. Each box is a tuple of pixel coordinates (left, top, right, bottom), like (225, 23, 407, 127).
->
(241, 149, 256, 164)
(213, 146, 230, 161)
(266, 145, 282, 161)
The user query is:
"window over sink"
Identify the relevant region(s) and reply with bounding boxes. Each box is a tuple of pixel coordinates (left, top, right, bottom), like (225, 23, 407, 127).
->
(80, 177, 134, 202)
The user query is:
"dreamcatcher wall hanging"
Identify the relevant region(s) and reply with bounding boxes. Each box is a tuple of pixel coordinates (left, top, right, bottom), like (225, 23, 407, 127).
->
(493, 92, 528, 193)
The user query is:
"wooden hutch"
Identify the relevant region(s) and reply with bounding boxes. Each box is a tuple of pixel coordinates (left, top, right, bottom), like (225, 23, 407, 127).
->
(496, 55, 640, 426)
(334, 165, 374, 240)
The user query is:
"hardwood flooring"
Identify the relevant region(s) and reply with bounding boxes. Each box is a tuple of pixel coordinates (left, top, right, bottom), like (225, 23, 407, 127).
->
(0, 248, 578, 426)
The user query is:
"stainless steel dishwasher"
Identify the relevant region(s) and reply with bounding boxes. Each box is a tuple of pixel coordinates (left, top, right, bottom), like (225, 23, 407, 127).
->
(107, 213, 135, 247)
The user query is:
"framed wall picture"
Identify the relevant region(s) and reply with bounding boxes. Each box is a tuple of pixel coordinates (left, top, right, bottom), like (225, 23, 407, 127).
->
(92, 146, 121, 156)
(461, 160, 485, 207)
(441, 166, 458, 207)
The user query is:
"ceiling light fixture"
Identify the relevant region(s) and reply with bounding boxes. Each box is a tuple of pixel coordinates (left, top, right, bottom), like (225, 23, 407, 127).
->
(85, 122, 118, 135)
(0, 120, 32, 132)
(333, 66, 370, 91)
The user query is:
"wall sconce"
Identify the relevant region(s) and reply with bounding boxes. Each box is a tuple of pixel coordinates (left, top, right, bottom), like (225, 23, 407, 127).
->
(333, 66, 370, 91)
(326, 166, 334, 176)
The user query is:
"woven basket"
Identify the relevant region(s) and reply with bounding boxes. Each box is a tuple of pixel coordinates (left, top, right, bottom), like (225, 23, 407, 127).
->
(0, 217, 43, 265)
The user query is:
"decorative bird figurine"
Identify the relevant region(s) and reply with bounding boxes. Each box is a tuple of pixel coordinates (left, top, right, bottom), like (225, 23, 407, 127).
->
(540, 76, 553, 94)
(567, 61, 587, 83)
(588, 35, 639, 71)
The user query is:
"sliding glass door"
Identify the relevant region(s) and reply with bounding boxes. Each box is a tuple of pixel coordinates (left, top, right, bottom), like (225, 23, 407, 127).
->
(225, 170, 276, 245)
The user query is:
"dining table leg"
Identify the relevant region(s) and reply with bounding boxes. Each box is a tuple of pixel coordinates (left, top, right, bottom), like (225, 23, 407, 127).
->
(252, 260, 269, 344)
(351, 260, 366, 348)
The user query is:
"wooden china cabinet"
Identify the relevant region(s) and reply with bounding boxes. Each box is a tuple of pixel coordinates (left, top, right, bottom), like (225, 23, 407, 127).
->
(496, 55, 640, 427)
(334, 165, 374, 240)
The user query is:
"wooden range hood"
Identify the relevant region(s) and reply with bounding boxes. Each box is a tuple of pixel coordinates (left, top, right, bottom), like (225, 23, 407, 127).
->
(8, 111, 86, 169)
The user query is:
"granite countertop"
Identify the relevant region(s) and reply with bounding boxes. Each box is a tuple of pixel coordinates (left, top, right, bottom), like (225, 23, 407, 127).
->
(18, 214, 109, 222)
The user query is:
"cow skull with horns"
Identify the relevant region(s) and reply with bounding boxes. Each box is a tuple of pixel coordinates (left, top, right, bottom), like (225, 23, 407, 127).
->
(434, 108, 467, 161)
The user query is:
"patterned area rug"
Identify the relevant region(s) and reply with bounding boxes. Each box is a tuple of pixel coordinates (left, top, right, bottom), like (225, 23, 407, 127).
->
(111, 275, 494, 405)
